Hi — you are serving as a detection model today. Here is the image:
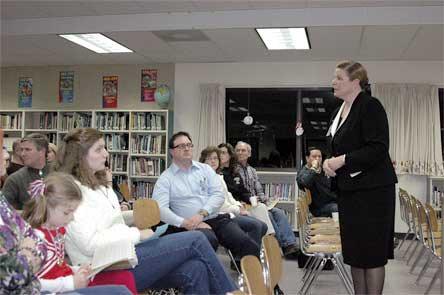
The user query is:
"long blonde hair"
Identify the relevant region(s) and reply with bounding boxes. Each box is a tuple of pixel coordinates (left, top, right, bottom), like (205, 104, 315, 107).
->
(22, 172, 82, 228)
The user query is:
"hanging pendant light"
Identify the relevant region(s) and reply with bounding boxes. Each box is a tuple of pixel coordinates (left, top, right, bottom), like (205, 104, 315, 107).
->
(243, 88, 254, 125)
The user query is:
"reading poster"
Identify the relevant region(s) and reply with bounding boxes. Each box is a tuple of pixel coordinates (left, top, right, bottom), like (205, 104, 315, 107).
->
(141, 69, 157, 102)
(59, 71, 74, 103)
(18, 77, 33, 108)
(103, 76, 118, 108)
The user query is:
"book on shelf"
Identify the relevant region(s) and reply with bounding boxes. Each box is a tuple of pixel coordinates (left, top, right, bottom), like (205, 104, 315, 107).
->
(105, 134, 128, 151)
(110, 154, 127, 172)
(131, 134, 164, 154)
(262, 183, 293, 201)
(0, 113, 22, 129)
(131, 181, 155, 199)
(96, 112, 128, 130)
(39, 112, 57, 129)
(131, 158, 165, 177)
(60, 113, 92, 130)
(131, 113, 165, 130)
(88, 237, 138, 278)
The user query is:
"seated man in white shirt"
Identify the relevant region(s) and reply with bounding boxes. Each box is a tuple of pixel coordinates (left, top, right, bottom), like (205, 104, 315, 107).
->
(153, 132, 261, 263)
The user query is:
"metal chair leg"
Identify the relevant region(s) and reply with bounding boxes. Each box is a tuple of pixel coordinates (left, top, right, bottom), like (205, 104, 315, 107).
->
(331, 257, 354, 294)
(409, 246, 426, 273)
(398, 229, 411, 250)
(298, 257, 322, 295)
(415, 253, 433, 285)
(402, 237, 416, 259)
(406, 241, 420, 265)
(302, 256, 316, 282)
(303, 258, 327, 295)
(425, 264, 442, 295)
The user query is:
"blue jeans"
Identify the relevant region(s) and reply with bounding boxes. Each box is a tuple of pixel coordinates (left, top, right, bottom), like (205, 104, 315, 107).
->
(130, 231, 236, 294)
(268, 207, 297, 248)
(233, 215, 267, 247)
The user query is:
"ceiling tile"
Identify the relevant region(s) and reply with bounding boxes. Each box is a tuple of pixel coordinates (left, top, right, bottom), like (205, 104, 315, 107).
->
(308, 26, 362, 59)
(359, 25, 420, 60)
(248, 0, 307, 10)
(402, 24, 444, 60)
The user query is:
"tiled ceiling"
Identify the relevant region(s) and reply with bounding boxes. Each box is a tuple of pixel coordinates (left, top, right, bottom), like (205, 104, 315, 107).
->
(1, 1, 443, 66)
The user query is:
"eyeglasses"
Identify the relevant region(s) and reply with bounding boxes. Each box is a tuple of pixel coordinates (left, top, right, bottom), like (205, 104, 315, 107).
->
(205, 156, 219, 161)
(172, 143, 194, 150)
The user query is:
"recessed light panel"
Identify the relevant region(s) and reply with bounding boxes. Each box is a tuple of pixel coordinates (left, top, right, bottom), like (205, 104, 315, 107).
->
(256, 28, 310, 50)
(59, 33, 133, 53)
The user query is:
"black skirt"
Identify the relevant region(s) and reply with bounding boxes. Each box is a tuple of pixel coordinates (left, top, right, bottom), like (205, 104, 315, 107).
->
(337, 185, 395, 268)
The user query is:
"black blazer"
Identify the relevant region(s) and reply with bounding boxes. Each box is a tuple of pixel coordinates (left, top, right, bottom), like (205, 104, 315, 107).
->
(327, 91, 397, 191)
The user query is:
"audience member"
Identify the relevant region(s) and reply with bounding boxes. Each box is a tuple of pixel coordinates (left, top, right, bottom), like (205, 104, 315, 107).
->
(2, 133, 50, 209)
(218, 143, 275, 235)
(22, 173, 137, 294)
(235, 141, 299, 258)
(199, 146, 267, 249)
(55, 128, 236, 294)
(6, 138, 24, 175)
(297, 147, 338, 217)
(47, 142, 58, 163)
(153, 131, 261, 262)
(0, 129, 47, 294)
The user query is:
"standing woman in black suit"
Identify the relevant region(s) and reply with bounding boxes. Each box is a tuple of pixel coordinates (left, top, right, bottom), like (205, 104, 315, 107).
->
(323, 61, 397, 294)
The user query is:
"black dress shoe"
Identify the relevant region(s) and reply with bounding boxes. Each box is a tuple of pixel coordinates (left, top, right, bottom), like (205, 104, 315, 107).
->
(282, 243, 299, 256)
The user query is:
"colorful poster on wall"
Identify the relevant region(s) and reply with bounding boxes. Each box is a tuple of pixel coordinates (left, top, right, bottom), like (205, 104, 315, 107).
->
(141, 69, 157, 102)
(59, 71, 74, 103)
(18, 77, 33, 108)
(102, 76, 118, 108)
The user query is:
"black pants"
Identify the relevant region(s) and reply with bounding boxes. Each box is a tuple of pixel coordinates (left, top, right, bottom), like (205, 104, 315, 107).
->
(164, 214, 260, 259)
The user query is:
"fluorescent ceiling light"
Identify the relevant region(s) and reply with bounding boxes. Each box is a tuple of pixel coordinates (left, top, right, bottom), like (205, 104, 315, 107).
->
(238, 107, 249, 112)
(302, 97, 311, 104)
(318, 108, 326, 112)
(229, 99, 236, 104)
(306, 108, 314, 112)
(315, 97, 323, 104)
(229, 106, 239, 112)
(59, 33, 133, 53)
(310, 121, 317, 125)
(256, 28, 310, 50)
(321, 121, 327, 125)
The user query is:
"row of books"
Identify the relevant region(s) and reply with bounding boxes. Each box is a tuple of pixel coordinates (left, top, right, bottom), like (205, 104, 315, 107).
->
(0, 114, 22, 129)
(262, 183, 294, 201)
(105, 134, 128, 151)
(131, 113, 165, 130)
(131, 135, 165, 154)
(96, 113, 129, 130)
(130, 158, 165, 176)
(109, 154, 127, 172)
(60, 113, 92, 130)
(131, 181, 155, 199)
(36, 112, 57, 129)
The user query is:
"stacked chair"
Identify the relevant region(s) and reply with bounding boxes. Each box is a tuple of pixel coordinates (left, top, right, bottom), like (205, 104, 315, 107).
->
(397, 188, 442, 294)
(296, 190, 353, 295)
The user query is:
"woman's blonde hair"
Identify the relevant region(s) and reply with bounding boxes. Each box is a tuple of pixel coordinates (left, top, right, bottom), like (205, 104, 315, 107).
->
(336, 60, 369, 90)
(22, 172, 82, 228)
(55, 128, 107, 189)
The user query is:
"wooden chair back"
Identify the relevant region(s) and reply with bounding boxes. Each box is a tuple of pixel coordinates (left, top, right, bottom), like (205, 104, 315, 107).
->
(262, 235, 283, 293)
(133, 199, 160, 229)
(241, 255, 269, 295)
(118, 183, 132, 202)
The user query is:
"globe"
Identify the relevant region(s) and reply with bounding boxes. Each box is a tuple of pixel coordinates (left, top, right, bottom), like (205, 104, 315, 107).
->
(154, 84, 171, 108)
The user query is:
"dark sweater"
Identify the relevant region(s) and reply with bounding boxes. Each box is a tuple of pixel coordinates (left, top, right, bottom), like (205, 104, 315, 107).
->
(2, 165, 50, 210)
(221, 167, 251, 204)
(296, 165, 337, 215)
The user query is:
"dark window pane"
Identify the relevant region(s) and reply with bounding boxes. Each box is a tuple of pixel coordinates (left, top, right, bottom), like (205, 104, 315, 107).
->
(226, 87, 341, 169)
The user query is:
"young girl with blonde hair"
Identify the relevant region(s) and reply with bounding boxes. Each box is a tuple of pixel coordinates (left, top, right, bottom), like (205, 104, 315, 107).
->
(22, 172, 137, 294)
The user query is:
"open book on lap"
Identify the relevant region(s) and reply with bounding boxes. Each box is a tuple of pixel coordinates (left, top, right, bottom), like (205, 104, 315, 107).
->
(88, 238, 138, 279)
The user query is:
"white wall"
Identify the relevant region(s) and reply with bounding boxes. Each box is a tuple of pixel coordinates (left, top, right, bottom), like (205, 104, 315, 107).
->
(0, 64, 175, 110)
(174, 60, 444, 232)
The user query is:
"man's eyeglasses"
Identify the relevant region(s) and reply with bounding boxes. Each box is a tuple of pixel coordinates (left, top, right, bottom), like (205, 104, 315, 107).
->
(172, 143, 194, 150)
